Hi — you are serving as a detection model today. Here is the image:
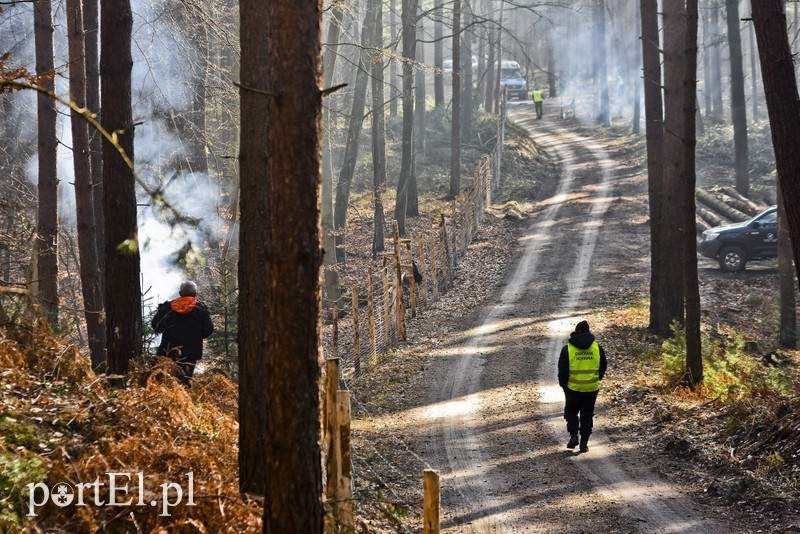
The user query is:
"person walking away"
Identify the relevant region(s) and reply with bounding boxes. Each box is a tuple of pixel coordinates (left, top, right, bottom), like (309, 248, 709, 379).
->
(151, 281, 214, 385)
(532, 87, 544, 119)
(558, 320, 607, 452)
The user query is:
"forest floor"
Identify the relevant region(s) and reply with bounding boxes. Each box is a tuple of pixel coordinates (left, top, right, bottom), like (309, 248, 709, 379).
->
(349, 102, 800, 532)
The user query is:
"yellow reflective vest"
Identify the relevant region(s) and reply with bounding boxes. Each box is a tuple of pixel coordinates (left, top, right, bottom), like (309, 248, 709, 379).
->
(567, 342, 601, 392)
(532, 89, 544, 102)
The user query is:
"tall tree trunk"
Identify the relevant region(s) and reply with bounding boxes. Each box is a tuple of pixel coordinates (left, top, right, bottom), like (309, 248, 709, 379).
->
(484, 4, 496, 113)
(547, 40, 557, 98)
(710, 1, 723, 119)
(660, 0, 687, 334)
(642, 0, 668, 336)
(264, 1, 324, 526)
(241, 0, 325, 526)
(461, 11, 474, 142)
(390, 0, 399, 117)
(414, 6, 426, 157)
(434, 0, 445, 107)
(752, 0, 800, 324)
(493, 5, 503, 114)
(394, 0, 418, 235)
(449, 0, 462, 198)
(749, 21, 759, 122)
(333, 5, 377, 261)
(702, 5, 712, 118)
(632, 1, 642, 134)
(84, 0, 104, 293)
(596, 0, 610, 126)
(102, 0, 141, 379)
(726, 0, 749, 196)
(67, 0, 105, 371)
(33, 0, 58, 323)
(682, 0, 703, 386)
(777, 181, 797, 348)
(322, 2, 344, 266)
(189, 21, 209, 173)
(372, 0, 387, 256)
(238, 0, 270, 496)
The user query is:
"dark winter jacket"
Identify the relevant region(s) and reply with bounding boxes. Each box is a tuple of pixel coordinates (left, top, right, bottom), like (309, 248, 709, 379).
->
(151, 296, 214, 362)
(557, 331, 607, 391)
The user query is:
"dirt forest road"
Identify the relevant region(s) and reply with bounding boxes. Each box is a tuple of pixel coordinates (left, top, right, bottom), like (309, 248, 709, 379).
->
(411, 104, 731, 532)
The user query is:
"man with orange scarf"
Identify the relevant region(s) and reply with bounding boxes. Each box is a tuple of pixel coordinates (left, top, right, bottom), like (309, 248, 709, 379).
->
(152, 281, 214, 384)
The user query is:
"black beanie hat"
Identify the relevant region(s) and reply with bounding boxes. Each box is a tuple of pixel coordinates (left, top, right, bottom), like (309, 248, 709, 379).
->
(575, 320, 590, 333)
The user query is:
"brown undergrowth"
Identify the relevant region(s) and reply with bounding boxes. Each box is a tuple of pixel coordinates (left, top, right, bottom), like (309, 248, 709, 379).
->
(0, 319, 260, 533)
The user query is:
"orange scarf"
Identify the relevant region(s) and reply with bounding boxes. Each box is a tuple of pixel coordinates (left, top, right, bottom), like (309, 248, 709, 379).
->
(170, 296, 197, 314)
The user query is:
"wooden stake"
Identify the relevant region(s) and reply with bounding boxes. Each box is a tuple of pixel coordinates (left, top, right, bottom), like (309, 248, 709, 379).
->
(405, 242, 417, 318)
(351, 285, 360, 376)
(429, 229, 439, 300)
(423, 469, 441, 533)
(367, 267, 377, 366)
(382, 264, 390, 347)
(417, 233, 428, 307)
(392, 221, 406, 340)
(336, 391, 355, 531)
(324, 358, 340, 505)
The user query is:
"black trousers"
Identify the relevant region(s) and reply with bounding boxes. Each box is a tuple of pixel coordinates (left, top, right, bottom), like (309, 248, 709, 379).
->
(563, 388, 599, 437)
(535, 101, 543, 118)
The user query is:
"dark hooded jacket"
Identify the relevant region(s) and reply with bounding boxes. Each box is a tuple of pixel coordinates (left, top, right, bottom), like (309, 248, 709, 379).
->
(151, 296, 214, 362)
(558, 330, 607, 391)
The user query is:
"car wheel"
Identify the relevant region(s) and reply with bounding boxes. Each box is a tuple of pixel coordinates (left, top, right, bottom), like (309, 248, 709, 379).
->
(718, 246, 747, 272)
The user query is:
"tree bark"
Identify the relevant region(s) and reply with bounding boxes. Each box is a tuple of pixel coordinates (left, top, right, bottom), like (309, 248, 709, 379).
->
(394, 0, 418, 235)
(372, 0, 387, 256)
(710, 0, 723, 119)
(263, 0, 324, 528)
(726, 0, 749, 197)
(33, 0, 58, 323)
(777, 181, 797, 348)
(238, 0, 270, 496)
(641, 0, 669, 336)
(484, 8, 496, 113)
(449, 0, 462, 198)
(434, 0, 445, 107)
(682, 0, 702, 386)
(595, 0, 610, 126)
(390, 0, 399, 117)
(702, 5, 712, 118)
(67, 0, 105, 371)
(83, 0, 104, 291)
(334, 5, 378, 260)
(659, 0, 687, 334)
(102, 0, 141, 379)
(749, 21, 759, 123)
(460, 10, 474, 142)
(751, 0, 800, 319)
(632, 1, 642, 134)
(322, 2, 344, 266)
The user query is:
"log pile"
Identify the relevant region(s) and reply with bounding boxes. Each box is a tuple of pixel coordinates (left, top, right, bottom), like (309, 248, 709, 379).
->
(694, 187, 770, 234)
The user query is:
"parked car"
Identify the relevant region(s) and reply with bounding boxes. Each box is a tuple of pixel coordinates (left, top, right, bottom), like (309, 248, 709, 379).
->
(498, 60, 528, 100)
(698, 206, 778, 272)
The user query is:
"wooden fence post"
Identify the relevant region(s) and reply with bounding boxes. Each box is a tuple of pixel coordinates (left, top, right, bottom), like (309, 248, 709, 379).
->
(392, 222, 407, 340)
(423, 469, 440, 534)
(325, 358, 340, 523)
(367, 267, 377, 366)
(336, 391, 355, 531)
(332, 303, 339, 359)
(351, 285, 360, 376)
(429, 229, 439, 300)
(417, 233, 428, 307)
(382, 262, 390, 347)
(405, 241, 417, 318)
(439, 226, 449, 292)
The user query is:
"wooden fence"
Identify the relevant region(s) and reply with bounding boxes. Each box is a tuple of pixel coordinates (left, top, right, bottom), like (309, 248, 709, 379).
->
(321, 94, 507, 531)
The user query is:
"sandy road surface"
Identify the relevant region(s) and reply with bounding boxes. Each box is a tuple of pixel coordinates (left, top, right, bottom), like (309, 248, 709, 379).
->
(411, 104, 729, 532)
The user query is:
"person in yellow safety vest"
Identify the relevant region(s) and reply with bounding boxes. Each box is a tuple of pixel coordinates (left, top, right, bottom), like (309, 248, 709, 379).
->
(531, 87, 544, 119)
(557, 320, 607, 452)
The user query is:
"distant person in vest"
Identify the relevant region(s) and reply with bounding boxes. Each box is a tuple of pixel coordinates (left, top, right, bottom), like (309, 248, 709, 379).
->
(151, 281, 214, 385)
(531, 87, 544, 119)
(558, 320, 607, 452)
